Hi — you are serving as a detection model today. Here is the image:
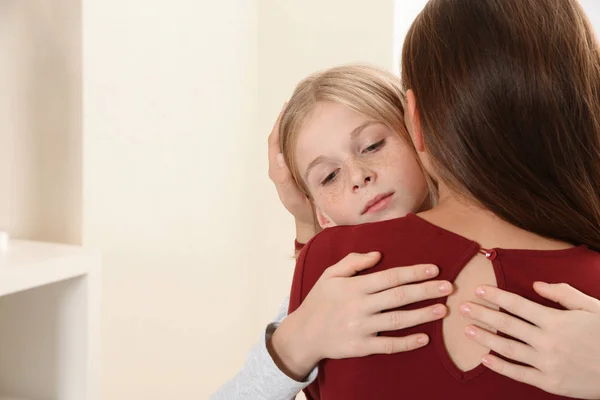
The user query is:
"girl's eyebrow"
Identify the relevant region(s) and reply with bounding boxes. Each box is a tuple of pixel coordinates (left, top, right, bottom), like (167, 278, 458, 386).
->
(350, 121, 380, 140)
(304, 155, 327, 181)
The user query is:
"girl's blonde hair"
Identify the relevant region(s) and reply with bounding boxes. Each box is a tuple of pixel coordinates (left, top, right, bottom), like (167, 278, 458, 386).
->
(279, 64, 436, 200)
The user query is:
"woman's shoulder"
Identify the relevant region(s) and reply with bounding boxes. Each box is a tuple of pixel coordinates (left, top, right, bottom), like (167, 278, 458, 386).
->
(498, 245, 600, 306)
(313, 213, 426, 242)
(301, 213, 449, 268)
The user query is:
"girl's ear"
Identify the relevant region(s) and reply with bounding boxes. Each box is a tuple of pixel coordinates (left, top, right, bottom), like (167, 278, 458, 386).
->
(315, 206, 334, 228)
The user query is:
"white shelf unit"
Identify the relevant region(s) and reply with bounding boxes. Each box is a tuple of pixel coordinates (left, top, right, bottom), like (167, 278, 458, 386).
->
(0, 240, 100, 400)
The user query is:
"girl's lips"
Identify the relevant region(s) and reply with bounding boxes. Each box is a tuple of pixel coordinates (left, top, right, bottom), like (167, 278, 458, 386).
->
(362, 192, 394, 214)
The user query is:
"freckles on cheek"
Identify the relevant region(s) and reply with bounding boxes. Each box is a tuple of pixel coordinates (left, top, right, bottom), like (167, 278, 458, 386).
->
(314, 186, 348, 216)
(371, 150, 401, 178)
(315, 188, 340, 207)
(383, 144, 420, 173)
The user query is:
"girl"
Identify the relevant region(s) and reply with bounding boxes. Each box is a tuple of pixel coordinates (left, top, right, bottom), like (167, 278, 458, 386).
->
(212, 64, 454, 399)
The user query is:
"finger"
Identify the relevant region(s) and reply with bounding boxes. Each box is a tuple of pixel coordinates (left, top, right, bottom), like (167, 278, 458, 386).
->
(464, 324, 538, 367)
(267, 103, 288, 175)
(474, 285, 551, 327)
(460, 302, 541, 345)
(366, 333, 430, 355)
(480, 354, 546, 390)
(358, 264, 440, 294)
(533, 281, 600, 312)
(366, 280, 453, 311)
(370, 304, 447, 333)
(267, 102, 287, 149)
(326, 252, 381, 278)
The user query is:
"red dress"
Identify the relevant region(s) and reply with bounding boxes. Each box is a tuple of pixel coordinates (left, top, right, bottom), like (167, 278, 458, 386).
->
(288, 213, 600, 400)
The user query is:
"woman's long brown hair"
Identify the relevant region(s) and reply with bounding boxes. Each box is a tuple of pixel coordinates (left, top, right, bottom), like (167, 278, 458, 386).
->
(402, 0, 600, 251)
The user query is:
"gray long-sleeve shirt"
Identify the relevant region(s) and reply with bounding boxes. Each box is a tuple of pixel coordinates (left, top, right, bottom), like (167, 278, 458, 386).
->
(210, 297, 318, 400)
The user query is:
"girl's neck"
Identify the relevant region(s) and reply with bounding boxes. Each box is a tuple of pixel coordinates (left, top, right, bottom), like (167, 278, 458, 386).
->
(418, 183, 573, 251)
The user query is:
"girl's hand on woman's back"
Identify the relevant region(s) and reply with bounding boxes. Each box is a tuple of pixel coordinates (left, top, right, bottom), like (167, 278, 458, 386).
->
(461, 283, 600, 399)
(268, 252, 454, 381)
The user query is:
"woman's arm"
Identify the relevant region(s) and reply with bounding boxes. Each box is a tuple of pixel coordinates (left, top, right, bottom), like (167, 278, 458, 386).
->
(268, 103, 321, 249)
(460, 282, 600, 399)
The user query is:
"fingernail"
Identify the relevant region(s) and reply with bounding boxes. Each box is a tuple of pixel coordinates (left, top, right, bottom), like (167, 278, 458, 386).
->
(459, 303, 471, 315)
(438, 282, 451, 293)
(367, 251, 379, 257)
(534, 281, 549, 290)
(475, 287, 486, 297)
(482, 355, 492, 366)
(425, 265, 438, 276)
(465, 326, 477, 337)
(417, 335, 429, 345)
(277, 153, 285, 167)
(432, 305, 445, 316)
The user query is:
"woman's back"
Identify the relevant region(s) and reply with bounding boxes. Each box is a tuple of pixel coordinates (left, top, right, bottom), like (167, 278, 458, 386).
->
(289, 212, 600, 399)
(420, 200, 578, 372)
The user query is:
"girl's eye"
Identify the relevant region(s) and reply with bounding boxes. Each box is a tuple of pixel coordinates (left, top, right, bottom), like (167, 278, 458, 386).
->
(321, 169, 339, 185)
(363, 139, 385, 153)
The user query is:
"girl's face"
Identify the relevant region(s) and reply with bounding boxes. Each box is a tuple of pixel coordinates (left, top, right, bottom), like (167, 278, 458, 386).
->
(295, 101, 429, 228)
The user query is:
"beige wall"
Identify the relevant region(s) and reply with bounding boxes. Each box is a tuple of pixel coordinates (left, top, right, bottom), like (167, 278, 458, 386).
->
(82, 0, 258, 398)
(0, 0, 82, 244)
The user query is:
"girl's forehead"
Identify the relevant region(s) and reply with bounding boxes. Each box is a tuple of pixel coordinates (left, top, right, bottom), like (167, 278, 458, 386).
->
(301, 102, 369, 135)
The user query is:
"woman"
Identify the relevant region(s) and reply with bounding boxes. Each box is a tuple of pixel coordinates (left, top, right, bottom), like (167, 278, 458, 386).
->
(286, 0, 600, 398)
(212, 1, 600, 399)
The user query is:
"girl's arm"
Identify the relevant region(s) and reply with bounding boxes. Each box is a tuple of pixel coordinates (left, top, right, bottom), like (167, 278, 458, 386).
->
(212, 108, 323, 400)
(210, 296, 317, 400)
(212, 251, 454, 400)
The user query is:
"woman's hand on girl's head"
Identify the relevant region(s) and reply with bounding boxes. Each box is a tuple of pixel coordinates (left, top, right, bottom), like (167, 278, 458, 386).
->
(460, 283, 600, 399)
(268, 252, 453, 381)
(268, 104, 318, 242)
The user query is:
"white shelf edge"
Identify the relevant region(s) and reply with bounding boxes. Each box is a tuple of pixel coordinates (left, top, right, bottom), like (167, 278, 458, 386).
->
(0, 240, 100, 297)
(0, 396, 31, 400)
